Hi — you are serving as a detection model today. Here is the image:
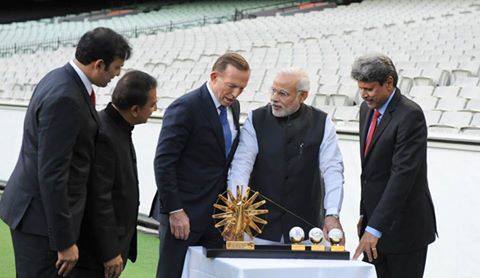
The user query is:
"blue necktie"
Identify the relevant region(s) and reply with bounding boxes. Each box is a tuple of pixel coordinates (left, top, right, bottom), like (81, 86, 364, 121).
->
(219, 105, 232, 156)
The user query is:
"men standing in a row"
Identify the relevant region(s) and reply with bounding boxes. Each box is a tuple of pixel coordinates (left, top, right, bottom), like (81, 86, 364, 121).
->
(228, 67, 345, 245)
(351, 53, 437, 278)
(0, 27, 131, 277)
(73, 71, 158, 278)
(152, 53, 250, 278)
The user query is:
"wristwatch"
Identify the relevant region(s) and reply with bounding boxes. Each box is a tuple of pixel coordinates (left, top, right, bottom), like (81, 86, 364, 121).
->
(325, 214, 340, 219)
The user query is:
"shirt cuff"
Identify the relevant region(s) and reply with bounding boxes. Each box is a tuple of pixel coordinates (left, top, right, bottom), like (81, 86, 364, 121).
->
(169, 208, 183, 214)
(365, 226, 382, 238)
(325, 208, 339, 216)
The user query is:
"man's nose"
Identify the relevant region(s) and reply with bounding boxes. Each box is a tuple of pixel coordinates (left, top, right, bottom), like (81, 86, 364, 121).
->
(232, 88, 242, 98)
(270, 93, 279, 102)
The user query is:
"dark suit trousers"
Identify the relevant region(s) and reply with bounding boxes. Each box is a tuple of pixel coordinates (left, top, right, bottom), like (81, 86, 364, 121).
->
(156, 215, 223, 278)
(10, 229, 63, 278)
(71, 267, 103, 278)
(365, 246, 428, 278)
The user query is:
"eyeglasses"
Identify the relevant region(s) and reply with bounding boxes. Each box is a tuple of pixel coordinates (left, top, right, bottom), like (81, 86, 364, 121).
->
(270, 87, 291, 97)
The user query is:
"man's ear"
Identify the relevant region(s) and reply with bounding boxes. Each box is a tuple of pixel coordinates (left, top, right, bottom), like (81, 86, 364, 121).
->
(210, 71, 219, 84)
(93, 59, 105, 71)
(130, 105, 140, 117)
(299, 91, 309, 103)
(386, 76, 394, 91)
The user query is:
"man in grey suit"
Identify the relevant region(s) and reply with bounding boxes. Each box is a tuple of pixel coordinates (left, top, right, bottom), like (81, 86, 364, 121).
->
(0, 27, 131, 277)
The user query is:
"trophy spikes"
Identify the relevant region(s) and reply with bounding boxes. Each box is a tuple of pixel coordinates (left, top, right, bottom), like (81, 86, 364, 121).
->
(212, 185, 269, 244)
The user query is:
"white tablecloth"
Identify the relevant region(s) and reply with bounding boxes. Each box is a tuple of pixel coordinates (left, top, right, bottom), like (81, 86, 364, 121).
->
(181, 246, 377, 278)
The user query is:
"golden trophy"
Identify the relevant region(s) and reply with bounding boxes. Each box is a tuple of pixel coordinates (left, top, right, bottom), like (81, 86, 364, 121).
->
(328, 228, 345, 252)
(207, 186, 349, 260)
(308, 228, 325, 251)
(212, 186, 268, 250)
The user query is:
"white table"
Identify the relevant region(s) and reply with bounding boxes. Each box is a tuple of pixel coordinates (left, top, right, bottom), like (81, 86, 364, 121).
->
(182, 246, 377, 278)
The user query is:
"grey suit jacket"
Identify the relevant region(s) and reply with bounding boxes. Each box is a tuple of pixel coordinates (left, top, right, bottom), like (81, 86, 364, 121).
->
(0, 63, 99, 251)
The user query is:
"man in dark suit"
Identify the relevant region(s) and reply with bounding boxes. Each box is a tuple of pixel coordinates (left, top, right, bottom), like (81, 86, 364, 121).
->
(0, 27, 131, 277)
(151, 52, 250, 278)
(73, 70, 157, 278)
(351, 53, 437, 278)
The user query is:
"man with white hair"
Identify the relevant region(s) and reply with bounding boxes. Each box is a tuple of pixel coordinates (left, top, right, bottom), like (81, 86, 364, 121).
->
(227, 68, 345, 244)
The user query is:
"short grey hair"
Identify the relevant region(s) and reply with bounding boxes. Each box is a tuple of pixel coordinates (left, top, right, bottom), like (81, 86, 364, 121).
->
(277, 67, 310, 93)
(351, 53, 398, 86)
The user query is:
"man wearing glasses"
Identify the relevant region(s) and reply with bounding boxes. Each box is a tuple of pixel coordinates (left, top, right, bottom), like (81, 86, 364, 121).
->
(227, 68, 345, 245)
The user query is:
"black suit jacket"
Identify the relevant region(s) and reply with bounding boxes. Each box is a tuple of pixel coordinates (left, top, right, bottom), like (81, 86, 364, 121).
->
(359, 89, 437, 254)
(0, 63, 99, 251)
(151, 83, 240, 231)
(77, 103, 139, 269)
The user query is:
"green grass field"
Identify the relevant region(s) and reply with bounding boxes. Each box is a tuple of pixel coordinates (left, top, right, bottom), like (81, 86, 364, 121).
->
(0, 221, 159, 278)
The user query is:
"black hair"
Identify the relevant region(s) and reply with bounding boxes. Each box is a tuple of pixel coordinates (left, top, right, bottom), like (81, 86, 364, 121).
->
(112, 70, 157, 110)
(75, 27, 132, 69)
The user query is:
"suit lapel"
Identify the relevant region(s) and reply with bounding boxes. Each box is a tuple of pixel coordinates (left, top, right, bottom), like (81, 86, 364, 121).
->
(228, 100, 241, 162)
(231, 100, 240, 133)
(64, 63, 100, 125)
(199, 83, 226, 158)
(360, 104, 372, 163)
(363, 89, 401, 162)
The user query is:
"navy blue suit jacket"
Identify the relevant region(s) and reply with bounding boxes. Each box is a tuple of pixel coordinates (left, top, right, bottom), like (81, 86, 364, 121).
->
(152, 83, 240, 231)
(0, 63, 99, 251)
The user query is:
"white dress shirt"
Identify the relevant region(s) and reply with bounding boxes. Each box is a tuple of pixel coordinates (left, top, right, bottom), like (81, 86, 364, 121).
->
(69, 60, 93, 95)
(227, 109, 344, 216)
(206, 82, 238, 141)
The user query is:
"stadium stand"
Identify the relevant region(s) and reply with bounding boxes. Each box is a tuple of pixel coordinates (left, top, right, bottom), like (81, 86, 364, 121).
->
(1, 0, 480, 140)
(0, 0, 290, 50)
(3, 3, 480, 278)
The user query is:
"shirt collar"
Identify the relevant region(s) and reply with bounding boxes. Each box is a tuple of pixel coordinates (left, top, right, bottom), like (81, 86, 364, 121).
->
(377, 88, 396, 115)
(69, 60, 93, 95)
(206, 81, 222, 109)
(105, 102, 134, 133)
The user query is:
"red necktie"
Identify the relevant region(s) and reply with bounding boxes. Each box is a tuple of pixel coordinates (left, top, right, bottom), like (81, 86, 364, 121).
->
(90, 89, 96, 107)
(364, 110, 381, 156)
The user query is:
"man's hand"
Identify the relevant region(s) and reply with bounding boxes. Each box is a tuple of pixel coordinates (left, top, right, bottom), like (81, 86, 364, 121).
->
(170, 210, 190, 240)
(103, 254, 123, 278)
(353, 231, 379, 262)
(357, 216, 363, 237)
(322, 216, 345, 246)
(56, 244, 79, 277)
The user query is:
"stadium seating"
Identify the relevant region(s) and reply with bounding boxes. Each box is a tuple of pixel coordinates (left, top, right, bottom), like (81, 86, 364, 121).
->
(1, 0, 480, 138)
(0, 0, 288, 49)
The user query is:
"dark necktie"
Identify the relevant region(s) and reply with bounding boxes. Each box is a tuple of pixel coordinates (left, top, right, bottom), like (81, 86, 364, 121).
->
(219, 106, 232, 156)
(90, 89, 96, 107)
(364, 110, 381, 156)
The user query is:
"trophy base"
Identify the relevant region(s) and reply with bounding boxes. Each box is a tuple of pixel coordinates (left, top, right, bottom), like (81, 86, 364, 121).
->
(226, 241, 255, 250)
(206, 245, 350, 260)
(330, 245, 345, 252)
(310, 245, 326, 251)
(291, 244, 306, 251)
